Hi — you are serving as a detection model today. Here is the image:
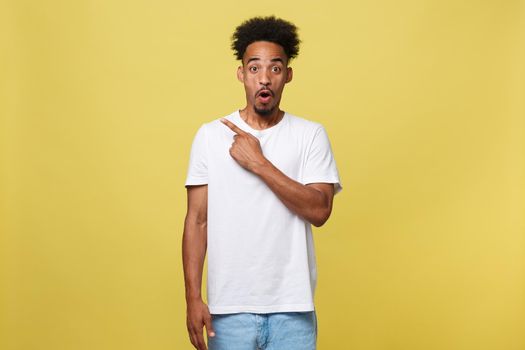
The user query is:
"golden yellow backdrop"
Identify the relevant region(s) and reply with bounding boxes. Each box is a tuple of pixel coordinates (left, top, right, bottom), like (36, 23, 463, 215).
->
(1, 1, 524, 349)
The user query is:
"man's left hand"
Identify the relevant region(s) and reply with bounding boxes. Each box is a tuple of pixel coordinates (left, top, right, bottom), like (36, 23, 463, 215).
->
(221, 118, 268, 172)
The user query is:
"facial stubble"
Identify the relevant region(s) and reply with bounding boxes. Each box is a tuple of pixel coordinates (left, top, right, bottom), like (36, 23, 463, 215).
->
(253, 105, 274, 116)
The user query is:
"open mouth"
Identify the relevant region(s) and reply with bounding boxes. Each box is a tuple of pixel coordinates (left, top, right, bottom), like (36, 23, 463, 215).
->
(257, 90, 273, 103)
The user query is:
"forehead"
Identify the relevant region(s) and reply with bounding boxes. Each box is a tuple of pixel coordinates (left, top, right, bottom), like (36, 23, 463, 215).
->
(243, 41, 288, 64)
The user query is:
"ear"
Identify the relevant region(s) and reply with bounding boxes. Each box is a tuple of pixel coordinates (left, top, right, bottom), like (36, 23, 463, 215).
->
(237, 66, 244, 83)
(285, 67, 293, 83)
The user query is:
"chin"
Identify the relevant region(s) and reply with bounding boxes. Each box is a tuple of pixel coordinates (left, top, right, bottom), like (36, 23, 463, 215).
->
(254, 105, 274, 116)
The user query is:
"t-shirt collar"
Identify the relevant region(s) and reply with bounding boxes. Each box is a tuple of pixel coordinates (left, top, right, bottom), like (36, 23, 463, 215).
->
(234, 110, 288, 137)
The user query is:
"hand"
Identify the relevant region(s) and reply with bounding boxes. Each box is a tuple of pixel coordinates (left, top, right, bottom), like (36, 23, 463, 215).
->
(186, 299, 215, 350)
(220, 118, 267, 172)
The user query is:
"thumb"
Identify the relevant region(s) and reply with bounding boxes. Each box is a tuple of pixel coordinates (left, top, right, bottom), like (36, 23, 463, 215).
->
(204, 313, 215, 337)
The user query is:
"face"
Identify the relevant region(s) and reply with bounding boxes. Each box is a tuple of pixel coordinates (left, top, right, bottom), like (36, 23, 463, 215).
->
(237, 41, 293, 117)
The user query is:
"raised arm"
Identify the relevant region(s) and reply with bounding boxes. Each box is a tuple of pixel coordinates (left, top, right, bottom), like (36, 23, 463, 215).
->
(220, 118, 335, 227)
(182, 184, 215, 350)
(252, 162, 334, 227)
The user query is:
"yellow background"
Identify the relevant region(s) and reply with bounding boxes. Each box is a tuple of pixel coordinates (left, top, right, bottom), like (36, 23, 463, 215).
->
(1, 0, 524, 349)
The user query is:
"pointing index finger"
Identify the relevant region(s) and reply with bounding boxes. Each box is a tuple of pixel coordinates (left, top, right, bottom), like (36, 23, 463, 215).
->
(220, 118, 246, 135)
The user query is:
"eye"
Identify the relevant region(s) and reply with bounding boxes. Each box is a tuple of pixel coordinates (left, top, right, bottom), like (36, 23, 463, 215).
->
(272, 66, 281, 73)
(249, 66, 258, 72)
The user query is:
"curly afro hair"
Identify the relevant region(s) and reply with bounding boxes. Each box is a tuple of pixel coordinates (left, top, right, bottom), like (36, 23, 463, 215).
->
(231, 16, 300, 63)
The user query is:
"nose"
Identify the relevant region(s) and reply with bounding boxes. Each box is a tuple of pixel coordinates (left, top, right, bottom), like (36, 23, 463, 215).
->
(259, 69, 271, 86)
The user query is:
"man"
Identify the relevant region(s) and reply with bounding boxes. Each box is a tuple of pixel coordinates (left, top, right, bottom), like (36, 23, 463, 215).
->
(182, 16, 342, 350)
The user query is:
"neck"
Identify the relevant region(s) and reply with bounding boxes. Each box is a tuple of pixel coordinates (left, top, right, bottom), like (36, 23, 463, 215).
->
(239, 106, 284, 130)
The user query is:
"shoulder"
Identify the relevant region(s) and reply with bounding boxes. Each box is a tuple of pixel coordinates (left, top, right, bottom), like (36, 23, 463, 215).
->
(199, 111, 237, 133)
(285, 112, 326, 136)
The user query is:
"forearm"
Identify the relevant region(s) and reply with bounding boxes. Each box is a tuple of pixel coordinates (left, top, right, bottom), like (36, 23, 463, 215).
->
(182, 218, 207, 302)
(252, 159, 332, 227)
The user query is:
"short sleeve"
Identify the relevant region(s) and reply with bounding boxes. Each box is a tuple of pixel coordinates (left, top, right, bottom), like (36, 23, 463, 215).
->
(303, 126, 342, 194)
(185, 124, 208, 186)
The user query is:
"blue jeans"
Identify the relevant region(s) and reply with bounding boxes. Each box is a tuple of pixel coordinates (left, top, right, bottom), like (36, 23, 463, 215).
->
(207, 311, 317, 350)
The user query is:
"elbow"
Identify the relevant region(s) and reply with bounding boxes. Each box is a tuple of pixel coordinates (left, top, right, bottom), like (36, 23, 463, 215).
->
(309, 188, 334, 228)
(183, 213, 208, 233)
(311, 217, 328, 227)
(310, 208, 332, 227)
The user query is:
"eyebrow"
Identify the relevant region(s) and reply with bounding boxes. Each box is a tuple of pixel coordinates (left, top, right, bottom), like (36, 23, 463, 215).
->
(246, 57, 285, 64)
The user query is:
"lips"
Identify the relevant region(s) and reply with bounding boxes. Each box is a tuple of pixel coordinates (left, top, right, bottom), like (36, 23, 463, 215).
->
(257, 89, 273, 103)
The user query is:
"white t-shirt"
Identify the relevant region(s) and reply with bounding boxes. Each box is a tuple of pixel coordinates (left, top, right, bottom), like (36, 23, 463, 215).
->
(185, 110, 342, 314)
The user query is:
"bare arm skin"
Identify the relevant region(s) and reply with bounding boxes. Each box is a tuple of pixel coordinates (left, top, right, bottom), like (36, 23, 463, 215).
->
(221, 118, 335, 227)
(182, 185, 214, 350)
